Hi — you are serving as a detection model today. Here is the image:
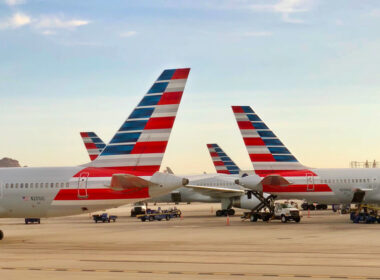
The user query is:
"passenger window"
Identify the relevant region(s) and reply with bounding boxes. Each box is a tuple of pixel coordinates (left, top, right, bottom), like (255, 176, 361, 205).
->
(66, 182, 69, 188)
(15, 183, 19, 188)
(60, 183, 64, 188)
(45, 183, 49, 188)
(55, 183, 59, 188)
(10, 183, 13, 188)
(30, 183, 33, 188)
(25, 183, 28, 188)
(50, 183, 54, 188)
(20, 183, 23, 188)
(5, 183, 8, 188)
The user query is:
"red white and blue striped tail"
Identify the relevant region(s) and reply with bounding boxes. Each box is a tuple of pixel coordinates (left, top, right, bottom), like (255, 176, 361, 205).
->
(232, 105, 306, 175)
(206, 143, 240, 175)
(80, 132, 106, 161)
(89, 68, 191, 175)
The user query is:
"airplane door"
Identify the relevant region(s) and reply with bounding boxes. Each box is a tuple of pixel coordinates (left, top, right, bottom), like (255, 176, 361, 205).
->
(306, 174, 314, 191)
(77, 172, 89, 199)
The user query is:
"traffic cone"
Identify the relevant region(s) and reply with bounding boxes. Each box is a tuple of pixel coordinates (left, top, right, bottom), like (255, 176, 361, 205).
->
(226, 215, 230, 226)
(180, 213, 184, 220)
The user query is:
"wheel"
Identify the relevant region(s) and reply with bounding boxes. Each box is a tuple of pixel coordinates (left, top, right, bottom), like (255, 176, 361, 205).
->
(281, 215, 287, 223)
(228, 209, 235, 216)
(141, 217, 146, 222)
(250, 214, 258, 222)
(0, 230, 3, 240)
(262, 214, 270, 222)
(166, 215, 171, 221)
(38, 220, 40, 224)
(294, 217, 301, 223)
(95, 220, 98, 223)
(108, 219, 110, 223)
(216, 210, 222, 217)
(25, 220, 28, 224)
(149, 216, 154, 221)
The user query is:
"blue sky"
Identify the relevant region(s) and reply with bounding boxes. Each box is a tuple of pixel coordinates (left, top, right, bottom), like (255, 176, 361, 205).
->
(0, 0, 380, 172)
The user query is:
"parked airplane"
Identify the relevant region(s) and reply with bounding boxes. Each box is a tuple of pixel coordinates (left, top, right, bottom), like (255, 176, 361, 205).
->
(80, 133, 262, 216)
(232, 105, 380, 205)
(0, 68, 192, 239)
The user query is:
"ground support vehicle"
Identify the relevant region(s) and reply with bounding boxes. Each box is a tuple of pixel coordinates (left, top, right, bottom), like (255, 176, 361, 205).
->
(350, 205, 380, 224)
(25, 218, 41, 224)
(242, 201, 301, 223)
(137, 208, 181, 222)
(92, 213, 117, 223)
(131, 204, 147, 217)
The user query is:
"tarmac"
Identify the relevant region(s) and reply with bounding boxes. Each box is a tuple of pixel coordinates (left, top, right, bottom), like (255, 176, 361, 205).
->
(1, 203, 380, 280)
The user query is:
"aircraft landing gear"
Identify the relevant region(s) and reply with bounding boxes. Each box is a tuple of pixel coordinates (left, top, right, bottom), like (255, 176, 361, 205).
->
(0, 230, 3, 240)
(216, 209, 235, 217)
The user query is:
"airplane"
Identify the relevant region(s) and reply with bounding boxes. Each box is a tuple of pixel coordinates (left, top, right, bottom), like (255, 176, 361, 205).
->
(0, 68, 192, 240)
(80, 132, 262, 216)
(232, 105, 380, 206)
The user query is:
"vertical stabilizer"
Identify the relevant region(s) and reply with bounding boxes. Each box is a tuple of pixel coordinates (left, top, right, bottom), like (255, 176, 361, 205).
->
(206, 143, 240, 174)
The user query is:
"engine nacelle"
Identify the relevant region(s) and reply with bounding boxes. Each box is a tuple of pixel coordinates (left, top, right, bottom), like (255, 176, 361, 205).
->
(149, 172, 189, 198)
(235, 174, 262, 191)
(232, 194, 260, 210)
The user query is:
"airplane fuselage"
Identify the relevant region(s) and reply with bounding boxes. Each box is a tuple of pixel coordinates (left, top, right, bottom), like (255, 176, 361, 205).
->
(0, 166, 157, 218)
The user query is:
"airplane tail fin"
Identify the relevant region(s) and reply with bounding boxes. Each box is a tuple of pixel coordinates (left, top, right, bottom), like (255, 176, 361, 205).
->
(206, 143, 240, 174)
(80, 132, 106, 161)
(232, 105, 306, 175)
(89, 68, 191, 176)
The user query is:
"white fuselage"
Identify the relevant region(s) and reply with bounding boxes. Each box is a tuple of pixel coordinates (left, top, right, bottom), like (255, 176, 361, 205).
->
(0, 166, 157, 218)
(261, 168, 380, 204)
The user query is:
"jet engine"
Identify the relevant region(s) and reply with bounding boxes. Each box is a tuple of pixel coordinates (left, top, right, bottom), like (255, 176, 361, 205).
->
(232, 194, 260, 210)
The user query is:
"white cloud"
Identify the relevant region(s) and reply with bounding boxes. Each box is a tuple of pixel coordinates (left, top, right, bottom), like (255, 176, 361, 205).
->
(120, 31, 137, 37)
(250, 0, 314, 23)
(243, 31, 272, 37)
(3, 0, 25, 6)
(35, 16, 90, 29)
(0, 12, 31, 29)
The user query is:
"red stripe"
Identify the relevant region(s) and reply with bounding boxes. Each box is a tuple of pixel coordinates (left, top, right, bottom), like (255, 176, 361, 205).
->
(255, 169, 317, 177)
(232, 106, 244, 113)
(73, 167, 159, 177)
(250, 154, 275, 162)
(213, 161, 224, 166)
(158, 91, 183, 105)
(244, 137, 265, 146)
(131, 141, 167, 154)
(263, 184, 332, 193)
(145, 116, 175, 129)
(172, 68, 190, 79)
(207, 144, 213, 148)
(238, 121, 254, 129)
(217, 170, 230, 174)
(54, 187, 149, 201)
(209, 152, 218, 157)
(89, 155, 98, 161)
(85, 142, 97, 149)
(80, 132, 89, 137)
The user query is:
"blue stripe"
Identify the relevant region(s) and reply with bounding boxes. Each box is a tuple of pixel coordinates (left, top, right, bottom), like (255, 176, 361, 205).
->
(242, 106, 254, 113)
(129, 108, 154, 119)
(95, 143, 106, 149)
(148, 82, 168, 94)
(119, 120, 147, 131)
(157, 69, 175, 81)
(87, 132, 97, 137)
(252, 122, 268, 129)
(257, 130, 276, 138)
(268, 146, 291, 154)
(138, 95, 162, 106)
(110, 132, 141, 144)
(226, 166, 240, 171)
(101, 144, 134, 155)
(263, 138, 283, 146)
(247, 114, 261, 122)
(220, 157, 231, 162)
(273, 155, 298, 162)
(227, 169, 240, 174)
(91, 137, 103, 143)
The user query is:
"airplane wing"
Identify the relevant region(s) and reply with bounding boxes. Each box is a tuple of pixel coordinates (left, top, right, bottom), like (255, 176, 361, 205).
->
(185, 184, 245, 198)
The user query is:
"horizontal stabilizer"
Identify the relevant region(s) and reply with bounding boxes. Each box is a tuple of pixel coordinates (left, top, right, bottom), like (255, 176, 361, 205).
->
(185, 184, 244, 198)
